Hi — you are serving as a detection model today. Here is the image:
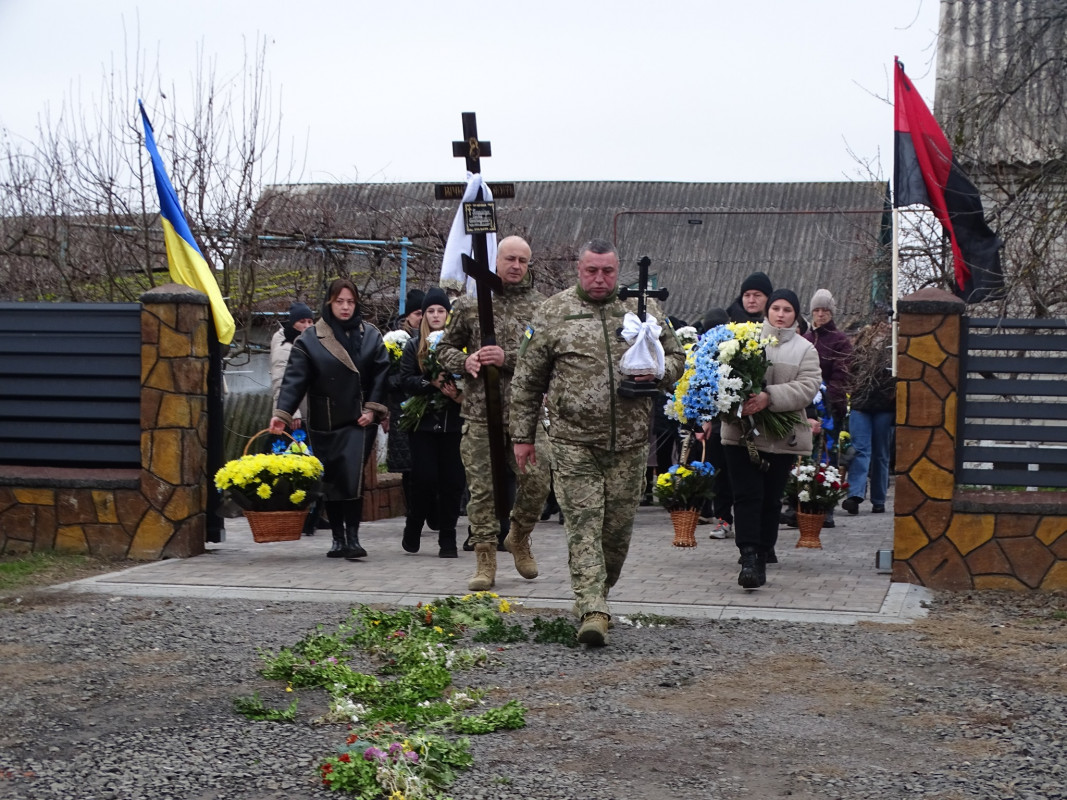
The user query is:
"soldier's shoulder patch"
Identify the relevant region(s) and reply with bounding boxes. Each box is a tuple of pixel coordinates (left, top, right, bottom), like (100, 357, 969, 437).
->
(518, 324, 535, 357)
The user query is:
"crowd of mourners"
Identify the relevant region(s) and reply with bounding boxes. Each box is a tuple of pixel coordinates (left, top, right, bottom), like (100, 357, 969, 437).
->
(265, 238, 895, 646)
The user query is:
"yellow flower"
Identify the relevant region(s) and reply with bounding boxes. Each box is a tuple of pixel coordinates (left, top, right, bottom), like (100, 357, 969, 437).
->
(285, 684, 293, 693)
(256, 483, 272, 499)
(289, 489, 307, 505)
(656, 473, 672, 488)
(498, 599, 511, 613)
(434, 625, 444, 634)
(388, 791, 406, 800)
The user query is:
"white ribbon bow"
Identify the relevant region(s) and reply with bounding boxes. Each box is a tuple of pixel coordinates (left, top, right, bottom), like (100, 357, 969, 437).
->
(620, 311, 666, 379)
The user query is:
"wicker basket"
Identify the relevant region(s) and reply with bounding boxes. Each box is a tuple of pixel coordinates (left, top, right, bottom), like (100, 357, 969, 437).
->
(669, 508, 700, 548)
(245, 509, 308, 543)
(795, 509, 826, 549)
(240, 428, 314, 543)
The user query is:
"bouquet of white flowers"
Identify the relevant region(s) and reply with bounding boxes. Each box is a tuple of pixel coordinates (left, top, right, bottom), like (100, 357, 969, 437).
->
(383, 329, 411, 366)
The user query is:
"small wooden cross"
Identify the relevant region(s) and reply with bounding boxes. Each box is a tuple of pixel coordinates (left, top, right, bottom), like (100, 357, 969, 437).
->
(618, 256, 670, 398)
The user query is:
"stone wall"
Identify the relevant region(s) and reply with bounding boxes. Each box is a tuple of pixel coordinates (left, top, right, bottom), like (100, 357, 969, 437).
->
(893, 288, 1067, 589)
(0, 285, 209, 559)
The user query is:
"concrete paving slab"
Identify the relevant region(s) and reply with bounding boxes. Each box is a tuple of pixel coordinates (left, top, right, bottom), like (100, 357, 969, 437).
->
(54, 492, 932, 625)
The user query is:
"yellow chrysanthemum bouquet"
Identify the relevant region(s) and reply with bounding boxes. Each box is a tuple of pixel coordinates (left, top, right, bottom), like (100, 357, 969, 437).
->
(214, 430, 324, 513)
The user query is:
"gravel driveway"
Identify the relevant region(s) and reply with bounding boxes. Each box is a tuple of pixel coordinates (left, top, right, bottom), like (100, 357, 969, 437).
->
(1, 587, 1065, 800)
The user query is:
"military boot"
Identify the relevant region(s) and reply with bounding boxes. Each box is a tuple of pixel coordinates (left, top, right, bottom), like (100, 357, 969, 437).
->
(468, 542, 497, 591)
(503, 523, 538, 579)
(577, 612, 610, 646)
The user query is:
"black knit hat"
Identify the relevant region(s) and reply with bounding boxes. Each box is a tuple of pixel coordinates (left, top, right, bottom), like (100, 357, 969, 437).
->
(421, 287, 451, 313)
(289, 302, 314, 325)
(739, 271, 773, 297)
(405, 289, 426, 315)
(766, 288, 801, 318)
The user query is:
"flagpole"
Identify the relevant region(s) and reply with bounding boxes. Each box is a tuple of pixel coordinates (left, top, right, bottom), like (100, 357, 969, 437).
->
(891, 208, 900, 377)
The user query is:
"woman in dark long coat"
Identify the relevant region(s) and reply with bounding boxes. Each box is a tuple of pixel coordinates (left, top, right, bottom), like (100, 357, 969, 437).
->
(270, 278, 389, 560)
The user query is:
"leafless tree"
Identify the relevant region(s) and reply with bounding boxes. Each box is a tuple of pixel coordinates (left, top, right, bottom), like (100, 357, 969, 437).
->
(934, 0, 1067, 317)
(0, 32, 311, 352)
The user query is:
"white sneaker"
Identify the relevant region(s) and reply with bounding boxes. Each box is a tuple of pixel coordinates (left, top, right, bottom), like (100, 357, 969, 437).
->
(709, 519, 731, 539)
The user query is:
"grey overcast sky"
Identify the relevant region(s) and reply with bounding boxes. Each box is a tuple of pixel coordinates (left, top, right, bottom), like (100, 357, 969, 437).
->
(0, 0, 941, 185)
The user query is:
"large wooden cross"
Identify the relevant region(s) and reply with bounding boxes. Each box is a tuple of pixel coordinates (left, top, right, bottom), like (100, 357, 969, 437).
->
(453, 112, 510, 521)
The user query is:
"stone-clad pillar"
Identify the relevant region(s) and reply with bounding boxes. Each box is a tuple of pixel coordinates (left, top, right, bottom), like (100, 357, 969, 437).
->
(136, 284, 209, 558)
(892, 288, 968, 587)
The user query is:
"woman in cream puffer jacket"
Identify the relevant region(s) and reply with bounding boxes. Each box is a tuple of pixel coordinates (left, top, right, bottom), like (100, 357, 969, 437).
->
(720, 288, 820, 589)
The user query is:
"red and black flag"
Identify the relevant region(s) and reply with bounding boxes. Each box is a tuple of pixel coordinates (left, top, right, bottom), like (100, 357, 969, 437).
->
(893, 57, 1004, 303)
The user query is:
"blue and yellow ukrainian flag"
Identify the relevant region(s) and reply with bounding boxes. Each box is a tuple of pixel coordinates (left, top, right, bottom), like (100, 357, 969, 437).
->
(138, 101, 235, 345)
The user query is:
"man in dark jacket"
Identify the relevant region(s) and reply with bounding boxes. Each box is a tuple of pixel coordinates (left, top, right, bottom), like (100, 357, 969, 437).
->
(699, 272, 773, 539)
(726, 271, 773, 324)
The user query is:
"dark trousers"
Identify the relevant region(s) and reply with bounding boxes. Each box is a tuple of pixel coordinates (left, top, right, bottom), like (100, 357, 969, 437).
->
(723, 446, 795, 551)
(409, 430, 466, 544)
(706, 424, 734, 523)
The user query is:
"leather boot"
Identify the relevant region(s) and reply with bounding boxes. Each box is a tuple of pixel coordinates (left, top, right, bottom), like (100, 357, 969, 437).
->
(327, 531, 346, 558)
(756, 550, 767, 587)
(503, 522, 538, 579)
(468, 543, 497, 591)
(497, 519, 508, 552)
(343, 529, 367, 560)
(738, 546, 761, 589)
(401, 519, 421, 554)
(438, 528, 458, 558)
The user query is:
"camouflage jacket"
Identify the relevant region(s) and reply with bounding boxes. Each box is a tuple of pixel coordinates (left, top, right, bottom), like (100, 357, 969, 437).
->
(510, 285, 684, 451)
(437, 271, 546, 426)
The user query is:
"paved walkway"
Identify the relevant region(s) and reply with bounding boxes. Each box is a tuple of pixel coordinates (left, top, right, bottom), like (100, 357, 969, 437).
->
(59, 490, 932, 625)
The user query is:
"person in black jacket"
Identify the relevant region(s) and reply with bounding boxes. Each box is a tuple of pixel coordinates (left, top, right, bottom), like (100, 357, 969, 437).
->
(270, 278, 389, 561)
(397, 288, 466, 557)
(697, 272, 773, 539)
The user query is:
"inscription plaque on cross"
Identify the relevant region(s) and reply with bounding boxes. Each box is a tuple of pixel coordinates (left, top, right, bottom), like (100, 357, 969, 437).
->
(618, 255, 670, 398)
(451, 112, 510, 521)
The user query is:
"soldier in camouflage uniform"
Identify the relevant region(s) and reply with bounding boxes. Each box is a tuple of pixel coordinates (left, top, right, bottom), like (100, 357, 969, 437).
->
(511, 239, 685, 646)
(437, 236, 551, 591)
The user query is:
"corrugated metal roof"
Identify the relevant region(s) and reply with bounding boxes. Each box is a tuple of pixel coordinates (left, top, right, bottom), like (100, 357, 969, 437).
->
(259, 180, 889, 328)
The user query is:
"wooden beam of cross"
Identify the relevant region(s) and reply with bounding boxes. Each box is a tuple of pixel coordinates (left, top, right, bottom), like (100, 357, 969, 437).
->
(452, 112, 491, 174)
(452, 112, 509, 522)
(619, 256, 670, 320)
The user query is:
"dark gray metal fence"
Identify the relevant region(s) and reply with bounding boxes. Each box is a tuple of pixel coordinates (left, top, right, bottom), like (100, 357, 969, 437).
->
(958, 317, 1067, 488)
(0, 302, 141, 468)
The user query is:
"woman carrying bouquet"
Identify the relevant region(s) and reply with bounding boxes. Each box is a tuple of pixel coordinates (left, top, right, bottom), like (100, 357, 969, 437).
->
(720, 288, 821, 589)
(269, 278, 390, 561)
(397, 288, 466, 558)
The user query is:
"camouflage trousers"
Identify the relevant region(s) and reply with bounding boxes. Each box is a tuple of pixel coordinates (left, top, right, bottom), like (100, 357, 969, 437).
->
(551, 441, 647, 618)
(459, 421, 551, 545)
